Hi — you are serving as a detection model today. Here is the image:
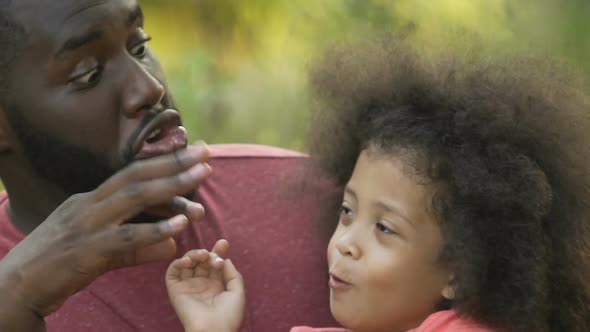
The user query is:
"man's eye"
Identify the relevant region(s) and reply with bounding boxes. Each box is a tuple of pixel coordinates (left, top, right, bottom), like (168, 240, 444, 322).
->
(130, 38, 151, 59)
(71, 67, 102, 86)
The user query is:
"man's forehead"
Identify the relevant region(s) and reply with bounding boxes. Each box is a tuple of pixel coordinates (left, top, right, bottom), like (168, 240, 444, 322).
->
(12, 0, 139, 36)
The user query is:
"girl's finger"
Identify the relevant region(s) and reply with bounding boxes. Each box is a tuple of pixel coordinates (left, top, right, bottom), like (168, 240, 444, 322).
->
(211, 239, 230, 258)
(224, 259, 245, 294)
(209, 252, 225, 270)
(166, 256, 192, 282)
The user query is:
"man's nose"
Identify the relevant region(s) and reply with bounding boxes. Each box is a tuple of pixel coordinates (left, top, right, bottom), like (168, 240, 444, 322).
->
(121, 61, 165, 117)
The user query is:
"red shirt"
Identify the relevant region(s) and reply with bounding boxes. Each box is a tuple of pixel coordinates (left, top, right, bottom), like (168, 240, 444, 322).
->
(0, 144, 339, 332)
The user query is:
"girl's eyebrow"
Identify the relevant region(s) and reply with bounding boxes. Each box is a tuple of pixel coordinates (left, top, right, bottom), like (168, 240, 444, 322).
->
(345, 185, 415, 228)
(344, 186, 357, 199)
(374, 200, 415, 229)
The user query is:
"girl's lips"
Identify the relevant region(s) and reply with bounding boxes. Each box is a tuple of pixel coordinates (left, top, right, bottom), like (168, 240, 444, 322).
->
(329, 274, 353, 290)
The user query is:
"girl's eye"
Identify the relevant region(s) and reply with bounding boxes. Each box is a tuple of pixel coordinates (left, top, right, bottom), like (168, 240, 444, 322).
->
(339, 205, 353, 225)
(71, 67, 102, 87)
(376, 222, 396, 235)
(340, 206, 353, 216)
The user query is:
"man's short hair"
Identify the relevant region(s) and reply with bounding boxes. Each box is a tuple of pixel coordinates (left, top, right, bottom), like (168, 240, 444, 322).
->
(0, 0, 26, 92)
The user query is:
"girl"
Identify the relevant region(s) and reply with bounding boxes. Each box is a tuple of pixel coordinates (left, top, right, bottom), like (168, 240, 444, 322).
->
(165, 39, 590, 332)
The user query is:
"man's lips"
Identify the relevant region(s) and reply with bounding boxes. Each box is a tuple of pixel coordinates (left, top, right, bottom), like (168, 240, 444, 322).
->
(132, 109, 188, 160)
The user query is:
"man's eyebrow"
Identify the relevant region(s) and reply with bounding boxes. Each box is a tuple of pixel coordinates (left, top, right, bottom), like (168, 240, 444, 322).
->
(128, 5, 143, 26)
(56, 29, 104, 58)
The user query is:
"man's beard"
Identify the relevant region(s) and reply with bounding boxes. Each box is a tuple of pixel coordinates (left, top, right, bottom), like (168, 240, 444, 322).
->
(5, 104, 196, 224)
(4, 104, 124, 195)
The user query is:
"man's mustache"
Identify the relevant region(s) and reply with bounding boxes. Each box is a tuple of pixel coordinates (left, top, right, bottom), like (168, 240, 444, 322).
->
(122, 109, 164, 164)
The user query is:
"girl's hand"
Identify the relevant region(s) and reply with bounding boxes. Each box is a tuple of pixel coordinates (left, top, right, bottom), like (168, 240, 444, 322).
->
(166, 240, 245, 332)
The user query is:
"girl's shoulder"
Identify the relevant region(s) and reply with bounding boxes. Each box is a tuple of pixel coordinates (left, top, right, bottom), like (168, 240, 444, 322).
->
(290, 327, 349, 332)
(289, 310, 497, 332)
(410, 310, 497, 332)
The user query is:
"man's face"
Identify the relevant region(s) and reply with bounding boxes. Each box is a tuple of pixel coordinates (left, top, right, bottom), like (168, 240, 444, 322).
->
(4, 0, 187, 194)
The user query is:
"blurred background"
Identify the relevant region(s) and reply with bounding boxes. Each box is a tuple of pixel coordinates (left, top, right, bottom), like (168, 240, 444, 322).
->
(140, 0, 590, 151)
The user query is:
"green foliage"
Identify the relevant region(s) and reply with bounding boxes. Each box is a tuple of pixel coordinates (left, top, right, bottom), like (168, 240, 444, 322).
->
(140, 0, 590, 151)
(1, 1, 588, 190)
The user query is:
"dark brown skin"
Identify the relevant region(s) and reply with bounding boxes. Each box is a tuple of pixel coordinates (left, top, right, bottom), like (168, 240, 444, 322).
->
(0, 147, 211, 331)
(0, 0, 212, 330)
(2, 0, 176, 233)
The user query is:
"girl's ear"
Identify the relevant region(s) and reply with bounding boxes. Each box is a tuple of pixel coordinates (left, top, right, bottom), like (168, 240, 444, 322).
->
(441, 275, 456, 300)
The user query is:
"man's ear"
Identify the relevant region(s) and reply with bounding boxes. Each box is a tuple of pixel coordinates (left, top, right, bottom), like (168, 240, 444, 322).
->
(0, 106, 15, 153)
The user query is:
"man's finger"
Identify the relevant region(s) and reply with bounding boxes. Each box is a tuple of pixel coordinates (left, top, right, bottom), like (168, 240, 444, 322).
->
(95, 215, 189, 267)
(94, 164, 211, 225)
(143, 197, 206, 224)
(135, 238, 178, 265)
(94, 144, 210, 200)
(168, 197, 206, 222)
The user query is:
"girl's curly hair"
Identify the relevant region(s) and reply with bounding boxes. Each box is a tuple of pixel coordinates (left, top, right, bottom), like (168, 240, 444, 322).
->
(308, 37, 590, 332)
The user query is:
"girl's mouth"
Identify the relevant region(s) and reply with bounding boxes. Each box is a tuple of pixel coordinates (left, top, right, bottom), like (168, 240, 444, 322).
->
(329, 273, 353, 290)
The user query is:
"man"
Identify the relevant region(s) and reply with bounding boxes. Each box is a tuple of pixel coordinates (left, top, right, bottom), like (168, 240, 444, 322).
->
(0, 0, 336, 331)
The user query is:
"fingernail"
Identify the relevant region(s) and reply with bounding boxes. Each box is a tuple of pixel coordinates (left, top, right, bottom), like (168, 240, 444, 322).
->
(194, 140, 208, 146)
(188, 202, 205, 215)
(191, 201, 204, 209)
(189, 142, 209, 159)
(188, 163, 210, 178)
(169, 215, 188, 231)
(172, 196, 188, 210)
(214, 256, 224, 264)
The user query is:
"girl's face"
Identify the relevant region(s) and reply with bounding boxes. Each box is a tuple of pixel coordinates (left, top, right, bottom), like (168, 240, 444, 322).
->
(327, 149, 452, 332)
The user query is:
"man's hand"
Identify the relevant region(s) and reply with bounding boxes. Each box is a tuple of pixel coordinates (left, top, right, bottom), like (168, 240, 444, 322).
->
(166, 240, 245, 332)
(0, 144, 212, 330)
